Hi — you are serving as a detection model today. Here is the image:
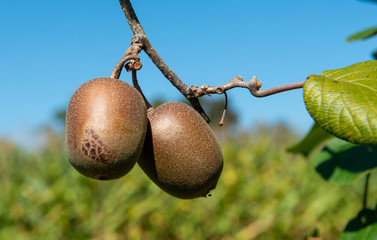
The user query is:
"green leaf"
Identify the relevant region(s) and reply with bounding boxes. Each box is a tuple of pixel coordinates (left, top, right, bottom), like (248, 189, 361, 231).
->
(304, 60, 377, 145)
(341, 209, 377, 240)
(315, 138, 377, 184)
(287, 123, 333, 157)
(347, 26, 377, 42)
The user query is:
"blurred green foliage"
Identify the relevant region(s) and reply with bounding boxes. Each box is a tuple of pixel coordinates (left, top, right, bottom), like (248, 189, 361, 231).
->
(347, 0, 377, 59)
(0, 126, 373, 240)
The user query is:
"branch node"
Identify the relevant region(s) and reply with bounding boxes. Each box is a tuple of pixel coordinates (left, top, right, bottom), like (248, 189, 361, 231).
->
(216, 87, 224, 94)
(231, 76, 243, 83)
(256, 80, 262, 90)
(201, 84, 209, 89)
(125, 60, 142, 72)
(133, 60, 142, 70)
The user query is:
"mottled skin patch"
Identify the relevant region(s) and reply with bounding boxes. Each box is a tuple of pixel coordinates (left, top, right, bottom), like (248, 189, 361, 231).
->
(81, 128, 109, 163)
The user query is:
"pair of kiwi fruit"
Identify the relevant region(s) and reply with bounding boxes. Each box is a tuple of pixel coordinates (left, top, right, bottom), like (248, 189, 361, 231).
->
(65, 77, 223, 199)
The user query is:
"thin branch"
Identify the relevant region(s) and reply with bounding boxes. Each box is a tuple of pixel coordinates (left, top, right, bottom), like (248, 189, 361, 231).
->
(255, 81, 305, 97)
(191, 76, 304, 98)
(119, 0, 144, 36)
(117, 0, 305, 123)
(138, 36, 210, 122)
(110, 42, 142, 79)
(118, 0, 187, 93)
(132, 70, 152, 109)
(139, 36, 191, 96)
(118, 0, 210, 122)
(218, 92, 228, 126)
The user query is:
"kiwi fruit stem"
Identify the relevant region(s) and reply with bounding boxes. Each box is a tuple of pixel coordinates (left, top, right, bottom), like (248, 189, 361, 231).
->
(132, 70, 152, 110)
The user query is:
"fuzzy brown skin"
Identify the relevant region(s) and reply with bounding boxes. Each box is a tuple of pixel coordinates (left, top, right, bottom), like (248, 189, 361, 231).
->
(138, 102, 223, 199)
(65, 78, 147, 180)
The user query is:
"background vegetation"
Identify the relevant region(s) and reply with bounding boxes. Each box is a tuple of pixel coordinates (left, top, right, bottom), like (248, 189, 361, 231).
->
(0, 114, 373, 239)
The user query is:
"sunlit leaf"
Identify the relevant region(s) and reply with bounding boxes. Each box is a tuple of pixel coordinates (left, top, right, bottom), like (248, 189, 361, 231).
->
(287, 123, 333, 157)
(347, 26, 377, 41)
(315, 138, 377, 184)
(341, 208, 377, 240)
(304, 60, 377, 145)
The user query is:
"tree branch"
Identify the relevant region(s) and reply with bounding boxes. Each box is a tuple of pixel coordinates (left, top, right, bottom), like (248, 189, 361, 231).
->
(119, 0, 144, 36)
(118, 0, 210, 122)
(116, 0, 305, 123)
(191, 76, 304, 97)
(139, 35, 191, 96)
(254, 81, 305, 97)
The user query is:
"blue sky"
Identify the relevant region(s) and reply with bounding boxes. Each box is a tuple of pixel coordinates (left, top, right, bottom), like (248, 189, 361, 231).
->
(1, 0, 376, 145)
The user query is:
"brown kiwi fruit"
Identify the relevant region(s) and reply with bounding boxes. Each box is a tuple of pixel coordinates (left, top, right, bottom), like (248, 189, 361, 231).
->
(65, 78, 147, 180)
(138, 101, 223, 199)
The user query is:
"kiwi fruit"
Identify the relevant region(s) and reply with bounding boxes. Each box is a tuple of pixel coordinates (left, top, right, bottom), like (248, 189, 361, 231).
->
(65, 78, 147, 180)
(138, 101, 223, 199)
